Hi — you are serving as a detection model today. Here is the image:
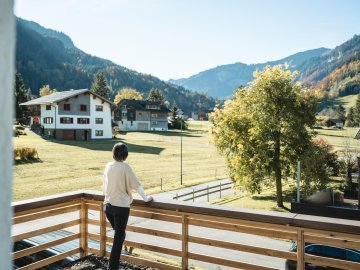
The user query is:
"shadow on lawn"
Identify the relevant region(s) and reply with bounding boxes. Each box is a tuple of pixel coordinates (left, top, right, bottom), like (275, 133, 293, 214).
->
(14, 158, 43, 165)
(127, 130, 202, 138)
(54, 139, 165, 155)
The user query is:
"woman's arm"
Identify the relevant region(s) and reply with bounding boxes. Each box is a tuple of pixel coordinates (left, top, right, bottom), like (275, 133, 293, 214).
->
(137, 186, 153, 202)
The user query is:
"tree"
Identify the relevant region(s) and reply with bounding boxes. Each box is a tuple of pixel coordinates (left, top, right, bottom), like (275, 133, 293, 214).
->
(114, 87, 142, 105)
(91, 72, 110, 99)
(346, 107, 356, 127)
(14, 73, 30, 122)
(39, 85, 57, 97)
(168, 101, 187, 129)
(147, 88, 166, 105)
(335, 105, 346, 122)
(213, 65, 319, 207)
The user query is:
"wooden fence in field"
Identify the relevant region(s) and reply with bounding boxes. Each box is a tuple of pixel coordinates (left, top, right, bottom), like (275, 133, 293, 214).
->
(12, 191, 360, 270)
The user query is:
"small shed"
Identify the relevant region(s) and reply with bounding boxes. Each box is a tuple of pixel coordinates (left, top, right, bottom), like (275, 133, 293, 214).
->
(326, 118, 344, 128)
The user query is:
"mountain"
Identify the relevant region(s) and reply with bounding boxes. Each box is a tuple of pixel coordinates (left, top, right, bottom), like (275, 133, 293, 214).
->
(16, 18, 216, 114)
(298, 35, 360, 87)
(170, 48, 330, 98)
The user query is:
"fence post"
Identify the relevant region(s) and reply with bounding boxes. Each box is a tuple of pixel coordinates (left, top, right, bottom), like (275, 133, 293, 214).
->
(181, 215, 189, 270)
(176, 193, 178, 200)
(207, 186, 209, 202)
(192, 189, 195, 202)
(100, 203, 106, 257)
(80, 198, 88, 258)
(219, 182, 222, 198)
(297, 229, 305, 270)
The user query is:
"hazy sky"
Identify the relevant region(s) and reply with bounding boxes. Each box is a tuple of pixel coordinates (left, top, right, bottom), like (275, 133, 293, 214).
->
(15, 0, 360, 80)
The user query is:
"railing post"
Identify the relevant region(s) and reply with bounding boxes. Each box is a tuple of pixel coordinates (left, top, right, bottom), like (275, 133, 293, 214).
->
(181, 215, 189, 270)
(207, 185, 209, 202)
(100, 203, 106, 257)
(192, 189, 195, 202)
(297, 229, 304, 270)
(220, 182, 222, 198)
(80, 198, 88, 258)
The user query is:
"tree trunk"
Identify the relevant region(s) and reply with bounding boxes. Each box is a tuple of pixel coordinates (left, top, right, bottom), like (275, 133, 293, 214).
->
(274, 133, 283, 207)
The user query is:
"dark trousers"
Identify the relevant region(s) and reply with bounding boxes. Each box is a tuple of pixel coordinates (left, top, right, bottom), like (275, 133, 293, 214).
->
(104, 203, 130, 270)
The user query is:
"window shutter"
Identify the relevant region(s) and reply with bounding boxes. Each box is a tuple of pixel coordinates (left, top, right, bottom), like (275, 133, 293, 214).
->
(87, 118, 90, 124)
(70, 118, 73, 124)
(60, 118, 63, 123)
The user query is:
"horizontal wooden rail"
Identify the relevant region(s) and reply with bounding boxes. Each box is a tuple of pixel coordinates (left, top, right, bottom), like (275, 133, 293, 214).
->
(13, 233, 80, 260)
(17, 248, 80, 270)
(305, 254, 360, 270)
(12, 219, 80, 242)
(189, 217, 297, 240)
(130, 209, 182, 223)
(14, 201, 80, 218)
(13, 203, 81, 225)
(304, 233, 360, 250)
(188, 235, 297, 260)
(188, 252, 277, 270)
(126, 225, 182, 240)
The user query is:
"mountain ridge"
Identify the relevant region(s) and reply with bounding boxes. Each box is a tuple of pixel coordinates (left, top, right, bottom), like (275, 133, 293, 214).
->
(16, 18, 216, 114)
(170, 48, 331, 98)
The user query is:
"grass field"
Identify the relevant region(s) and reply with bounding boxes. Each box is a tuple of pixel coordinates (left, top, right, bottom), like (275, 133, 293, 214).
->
(319, 94, 357, 112)
(13, 121, 227, 201)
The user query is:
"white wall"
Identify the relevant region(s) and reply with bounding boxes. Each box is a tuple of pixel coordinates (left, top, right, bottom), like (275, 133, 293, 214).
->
(90, 96, 112, 139)
(0, 1, 15, 269)
(38, 95, 112, 139)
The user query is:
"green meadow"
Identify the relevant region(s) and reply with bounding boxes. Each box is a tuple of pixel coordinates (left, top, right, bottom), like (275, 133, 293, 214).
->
(13, 121, 227, 201)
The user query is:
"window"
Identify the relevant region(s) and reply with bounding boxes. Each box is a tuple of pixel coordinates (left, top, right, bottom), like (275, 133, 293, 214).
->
(63, 104, 70, 111)
(146, 105, 160, 110)
(96, 105, 103, 111)
(95, 118, 103, 124)
(45, 105, 51, 110)
(122, 112, 127, 118)
(43, 117, 53, 124)
(60, 117, 73, 124)
(80, 105, 87, 111)
(77, 118, 90, 124)
(152, 121, 157, 125)
(95, 130, 103, 136)
(151, 113, 157, 118)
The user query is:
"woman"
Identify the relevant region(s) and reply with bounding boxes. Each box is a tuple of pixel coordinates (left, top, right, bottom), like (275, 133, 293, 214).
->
(102, 142, 153, 270)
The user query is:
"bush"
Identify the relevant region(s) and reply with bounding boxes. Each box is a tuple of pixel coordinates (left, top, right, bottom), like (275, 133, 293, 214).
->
(14, 147, 38, 160)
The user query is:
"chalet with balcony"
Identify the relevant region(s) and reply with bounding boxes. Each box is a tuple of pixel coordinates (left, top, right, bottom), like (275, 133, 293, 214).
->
(115, 99, 171, 131)
(20, 89, 114, 140)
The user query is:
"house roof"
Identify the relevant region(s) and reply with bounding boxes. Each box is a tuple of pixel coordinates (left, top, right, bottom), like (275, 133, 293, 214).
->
(119, 99, 171, 113)
(20, 89, 114, 106)
(328, 118, 344, 124)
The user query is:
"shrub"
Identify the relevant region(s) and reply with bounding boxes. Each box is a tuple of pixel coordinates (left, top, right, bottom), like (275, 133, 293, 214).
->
(14, 147, 38, 160)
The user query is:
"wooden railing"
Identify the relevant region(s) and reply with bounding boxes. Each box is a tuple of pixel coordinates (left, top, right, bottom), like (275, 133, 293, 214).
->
(12, 191, 360, 270)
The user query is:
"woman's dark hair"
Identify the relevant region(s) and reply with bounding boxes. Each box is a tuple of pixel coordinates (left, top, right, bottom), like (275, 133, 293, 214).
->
(112, 143, 128, 161)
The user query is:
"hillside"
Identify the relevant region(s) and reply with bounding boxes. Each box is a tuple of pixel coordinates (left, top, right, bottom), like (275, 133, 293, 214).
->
(16, 18, 216, 114)
(170, 48, 330, 98)
(171, 35, 360, 99)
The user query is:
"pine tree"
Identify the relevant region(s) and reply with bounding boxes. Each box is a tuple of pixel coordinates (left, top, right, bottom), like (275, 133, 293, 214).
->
(91, 72, 110, 99)
(352, 92, 360, 126)
(147, 88, 166, 105)
(15, 72, 30, 122)
(346, 107, 356, 127)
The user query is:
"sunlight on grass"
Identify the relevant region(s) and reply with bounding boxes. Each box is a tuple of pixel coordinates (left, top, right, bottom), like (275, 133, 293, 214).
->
(212, 182, 294, 212)
(13, 121, 227, 201)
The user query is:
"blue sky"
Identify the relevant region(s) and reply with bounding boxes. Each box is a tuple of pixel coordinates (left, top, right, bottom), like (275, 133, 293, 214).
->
(15, 0, 360, 80)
